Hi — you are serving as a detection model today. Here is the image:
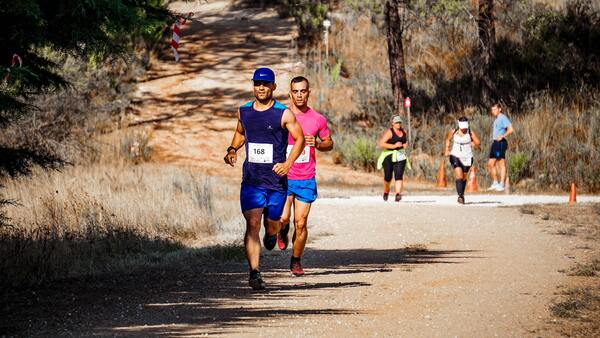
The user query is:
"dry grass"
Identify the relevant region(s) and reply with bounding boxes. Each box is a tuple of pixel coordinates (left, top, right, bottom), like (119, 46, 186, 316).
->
(520, 203, 600, 336)
(0, 162, 238, 287)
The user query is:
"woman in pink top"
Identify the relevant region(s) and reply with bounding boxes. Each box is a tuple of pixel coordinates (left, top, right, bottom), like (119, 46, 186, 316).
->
(278, 76, 333, 276)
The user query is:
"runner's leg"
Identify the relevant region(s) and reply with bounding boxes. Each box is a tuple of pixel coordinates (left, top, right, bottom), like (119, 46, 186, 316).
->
(383, 156, 392, 200)
(243, 208, 264, 270)
(278, 195, 294, 250)
(263, 210, 280, 236)
(280, 195, 294, 227)
(454, 166, 464, 194)
(498, 158, 507, 187)
(394, 160, 406, 195)
(292, 199, 312, 259)
(487, 158, 498, 185)
(462, 165, 471, 195)
(394, 179, 402, 195)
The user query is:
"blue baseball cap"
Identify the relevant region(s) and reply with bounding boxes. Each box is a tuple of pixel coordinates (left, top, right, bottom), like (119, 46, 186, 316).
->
(252, 67, 275, 83)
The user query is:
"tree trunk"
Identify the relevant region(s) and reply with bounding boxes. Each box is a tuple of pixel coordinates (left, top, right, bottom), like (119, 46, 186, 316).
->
(385, 0, 409, 116)
(478, 0, 496, 104)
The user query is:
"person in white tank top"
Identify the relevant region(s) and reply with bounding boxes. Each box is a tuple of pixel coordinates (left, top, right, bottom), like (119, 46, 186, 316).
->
(444, 117, 481, 204)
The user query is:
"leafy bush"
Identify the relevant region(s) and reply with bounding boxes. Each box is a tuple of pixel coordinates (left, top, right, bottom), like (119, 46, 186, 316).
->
(336, 134, 377, 171)
(508, 152, 531, 183)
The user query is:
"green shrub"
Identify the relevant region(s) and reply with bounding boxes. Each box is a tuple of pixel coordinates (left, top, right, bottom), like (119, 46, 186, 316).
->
(337, 135, 377, 171)
(508, 152, 531, 183)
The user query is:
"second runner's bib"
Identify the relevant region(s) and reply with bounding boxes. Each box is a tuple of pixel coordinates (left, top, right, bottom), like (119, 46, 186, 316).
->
(286, 145, 310, 164)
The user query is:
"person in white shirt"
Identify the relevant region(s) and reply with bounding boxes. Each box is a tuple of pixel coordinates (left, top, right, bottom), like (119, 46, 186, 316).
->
(444, 117, 481, 204)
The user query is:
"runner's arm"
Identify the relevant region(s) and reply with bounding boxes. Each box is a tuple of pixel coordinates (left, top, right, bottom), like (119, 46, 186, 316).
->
(224, 110, 245, 167)
(316, 135, 333, 152)
(470, 130, 481, 150)
(503, 124, 514, 139)
(273, 109, 304, 176)
(444, 130, 454, 156)
(377, 130, 399, 149)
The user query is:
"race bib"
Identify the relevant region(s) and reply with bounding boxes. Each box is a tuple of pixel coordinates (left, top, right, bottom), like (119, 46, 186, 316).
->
(460, 157, 472, 166)
(287, 145, 311, 164)
(396, 151, 407, 162)
(248, 143, 273, 163)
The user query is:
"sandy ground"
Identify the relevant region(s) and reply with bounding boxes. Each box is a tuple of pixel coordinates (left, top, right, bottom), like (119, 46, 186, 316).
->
(4, 1, 596, 337)
(5, 195, 596, 337)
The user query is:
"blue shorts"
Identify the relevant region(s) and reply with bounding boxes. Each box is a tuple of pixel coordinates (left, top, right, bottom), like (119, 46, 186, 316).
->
(287, 178, 318, 204)
(489, 139, 508, 159)
(240, 184, 287, 220)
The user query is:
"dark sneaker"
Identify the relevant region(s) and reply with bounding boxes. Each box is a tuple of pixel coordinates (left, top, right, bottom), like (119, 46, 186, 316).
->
(383, 192, 389, 201)
(395, 193, 402, 202)
(290, 259, 305, 277)
(263, 233, 277, 251)
(249, 269, 265, 290)
(277, 223, 290, 250)
(458, 196, 465, 204)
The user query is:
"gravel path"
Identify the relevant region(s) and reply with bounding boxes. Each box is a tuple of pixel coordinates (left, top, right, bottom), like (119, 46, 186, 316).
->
(322, 194, 600, 207)
(11, 194, 583, 336)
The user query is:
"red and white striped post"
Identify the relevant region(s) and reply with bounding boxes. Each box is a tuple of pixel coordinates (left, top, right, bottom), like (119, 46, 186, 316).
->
(170, 13, 193, 62)
(2, 53, 23, 84)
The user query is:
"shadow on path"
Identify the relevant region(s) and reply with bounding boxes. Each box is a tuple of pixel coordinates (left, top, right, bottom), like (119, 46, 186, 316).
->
(0, 247, 477, 336)
(2, 246, 480, 336)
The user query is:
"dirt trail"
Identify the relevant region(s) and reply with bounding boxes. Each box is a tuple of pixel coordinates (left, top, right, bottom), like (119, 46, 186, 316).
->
(131, 0, 379, 186)
(6, 198, 588, 336)
(5, 1, 590, 336)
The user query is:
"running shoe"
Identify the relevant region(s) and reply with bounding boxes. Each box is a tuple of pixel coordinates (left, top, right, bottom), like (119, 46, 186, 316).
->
(487, 182, 500, 191)
(263, 233, 277, 251)
(458, 196, 465, 204)
(277, 223, 290, 250)
(290, 258, 305, 276)
(383, 192, 389, 201)
(395, 193, 402, 202)
(249, 269, 265, 290)
(494, 184, 505, 192)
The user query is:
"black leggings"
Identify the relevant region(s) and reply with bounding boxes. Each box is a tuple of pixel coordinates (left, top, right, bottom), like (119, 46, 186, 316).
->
(383, 156, 407, 182)
(449, 155, 471, 174)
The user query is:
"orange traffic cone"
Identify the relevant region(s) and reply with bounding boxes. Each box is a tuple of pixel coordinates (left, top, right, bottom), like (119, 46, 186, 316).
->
(569, 183, 577, 205)
(436, 159, 447, 188)
(466, 166, 477, 193)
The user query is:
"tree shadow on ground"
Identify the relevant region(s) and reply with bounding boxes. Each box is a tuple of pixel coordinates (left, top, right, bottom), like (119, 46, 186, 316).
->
(1, 243, 480, 336)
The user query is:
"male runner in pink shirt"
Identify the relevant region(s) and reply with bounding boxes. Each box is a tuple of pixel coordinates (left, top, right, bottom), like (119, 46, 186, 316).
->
(278, 76, 333, 276)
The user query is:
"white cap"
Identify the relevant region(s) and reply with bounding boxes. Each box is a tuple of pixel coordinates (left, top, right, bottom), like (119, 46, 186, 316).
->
(458, 121, 469, 129)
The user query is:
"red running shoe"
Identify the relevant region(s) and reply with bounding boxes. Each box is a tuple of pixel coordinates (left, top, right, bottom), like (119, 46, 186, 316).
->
(290, 258, 305, 276)
(277, 223, 290, 250)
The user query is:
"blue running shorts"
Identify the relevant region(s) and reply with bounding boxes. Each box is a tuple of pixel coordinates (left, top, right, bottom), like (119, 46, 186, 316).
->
(287, 178, 318, 204)
(240, 184, 287, 220)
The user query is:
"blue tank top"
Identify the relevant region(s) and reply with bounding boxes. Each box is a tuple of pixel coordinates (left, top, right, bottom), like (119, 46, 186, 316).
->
(240, 100, 289, 191)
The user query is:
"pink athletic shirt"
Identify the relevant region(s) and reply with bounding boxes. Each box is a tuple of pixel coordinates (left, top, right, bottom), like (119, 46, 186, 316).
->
(287, 107, 330, 180)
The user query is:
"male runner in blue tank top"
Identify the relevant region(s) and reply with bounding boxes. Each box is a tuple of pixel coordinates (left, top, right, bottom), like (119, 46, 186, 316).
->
(224, 67, 305, 290)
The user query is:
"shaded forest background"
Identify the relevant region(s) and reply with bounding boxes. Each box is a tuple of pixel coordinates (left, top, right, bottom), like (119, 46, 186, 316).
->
(248, 0, 600, 192)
